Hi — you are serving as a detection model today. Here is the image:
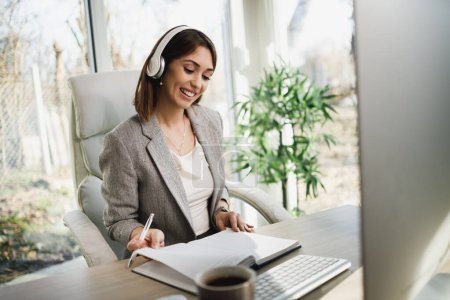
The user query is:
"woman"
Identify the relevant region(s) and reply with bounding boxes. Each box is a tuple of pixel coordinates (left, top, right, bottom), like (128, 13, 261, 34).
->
(100, 25, 253, 253)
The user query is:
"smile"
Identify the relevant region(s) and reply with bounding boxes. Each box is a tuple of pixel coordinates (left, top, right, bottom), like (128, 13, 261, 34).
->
(180, 88, 195, 98)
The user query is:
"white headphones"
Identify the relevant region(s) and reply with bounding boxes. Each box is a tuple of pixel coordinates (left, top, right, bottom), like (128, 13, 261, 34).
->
(146, 25, 191, 79)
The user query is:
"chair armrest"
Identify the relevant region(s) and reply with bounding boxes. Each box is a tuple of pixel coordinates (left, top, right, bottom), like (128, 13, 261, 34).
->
(226, 181, 293, 223)
(64, 210, 118, 267)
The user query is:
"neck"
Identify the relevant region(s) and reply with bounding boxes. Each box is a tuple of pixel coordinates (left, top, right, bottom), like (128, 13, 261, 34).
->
(155, 103, 185, 129)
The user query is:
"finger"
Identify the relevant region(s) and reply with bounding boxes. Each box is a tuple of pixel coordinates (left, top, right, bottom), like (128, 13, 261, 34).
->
(127, 240, 138, 251)
(127, 239, 146, 251)
(244, 224, 255, 232)
(144, 234, 153, 247)
(229, 212, 239, 232)
(150, 231, 164, 249)
(143, 229, 163, 248)
(216, 217, 226, 231)
(215, 212, 228, 231)
(236, 214, 245, 231)
(151, 240, 160, 249)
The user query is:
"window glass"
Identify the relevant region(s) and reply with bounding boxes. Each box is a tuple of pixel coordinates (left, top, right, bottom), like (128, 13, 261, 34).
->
(275, 0, 359, 214)
(104, 0, 233, 135)
(286, 0, 355, 88)
(0, 0, 88, 284)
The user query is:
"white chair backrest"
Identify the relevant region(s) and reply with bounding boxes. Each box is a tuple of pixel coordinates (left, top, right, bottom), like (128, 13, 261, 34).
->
(68, 70, 140, 258)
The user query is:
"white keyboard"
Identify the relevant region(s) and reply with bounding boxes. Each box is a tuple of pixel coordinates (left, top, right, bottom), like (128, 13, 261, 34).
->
(255, 254, 351, 300)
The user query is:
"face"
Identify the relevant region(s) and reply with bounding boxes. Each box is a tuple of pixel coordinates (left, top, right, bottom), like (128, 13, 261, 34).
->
(159, 46, 214, 109)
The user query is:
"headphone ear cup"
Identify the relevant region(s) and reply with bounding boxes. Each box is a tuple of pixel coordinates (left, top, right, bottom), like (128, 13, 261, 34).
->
(146, 56, 165, 79)
(154, 57, 165, 79)
(146, 56, 159, 78)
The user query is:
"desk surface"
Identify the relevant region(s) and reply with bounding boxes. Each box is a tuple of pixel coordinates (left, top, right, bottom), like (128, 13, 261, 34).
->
(0, 205, 361, 300)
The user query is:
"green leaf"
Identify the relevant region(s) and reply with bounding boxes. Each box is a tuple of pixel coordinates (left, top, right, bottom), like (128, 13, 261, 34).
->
(323, 134, 337, 148)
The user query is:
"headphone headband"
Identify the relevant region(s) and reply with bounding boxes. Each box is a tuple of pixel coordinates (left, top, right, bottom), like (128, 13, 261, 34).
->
(146, 25, 191, 78)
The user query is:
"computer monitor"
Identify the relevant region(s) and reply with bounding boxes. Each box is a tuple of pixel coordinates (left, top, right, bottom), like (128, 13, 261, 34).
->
(354, 0, 450, 299)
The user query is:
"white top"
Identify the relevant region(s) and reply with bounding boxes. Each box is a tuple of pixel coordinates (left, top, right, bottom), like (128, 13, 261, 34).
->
(170, 139, 213, 236)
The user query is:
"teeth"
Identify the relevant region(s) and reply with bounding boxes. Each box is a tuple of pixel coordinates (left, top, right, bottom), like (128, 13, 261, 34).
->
(181, 88, 195, 97)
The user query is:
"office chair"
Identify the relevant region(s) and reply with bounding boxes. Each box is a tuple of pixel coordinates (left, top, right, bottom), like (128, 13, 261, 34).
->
(63, 70, 292, 267)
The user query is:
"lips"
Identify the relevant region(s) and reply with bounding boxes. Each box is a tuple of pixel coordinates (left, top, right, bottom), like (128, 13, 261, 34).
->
(180, 88, 195, 98)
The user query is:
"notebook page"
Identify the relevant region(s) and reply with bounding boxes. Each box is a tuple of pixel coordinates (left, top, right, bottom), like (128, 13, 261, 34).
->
(134, 242, 249, 279)
(190, 229, 300, 265)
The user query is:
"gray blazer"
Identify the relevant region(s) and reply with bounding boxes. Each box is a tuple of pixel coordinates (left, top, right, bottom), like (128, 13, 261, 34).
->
(100, 105, 229, 246)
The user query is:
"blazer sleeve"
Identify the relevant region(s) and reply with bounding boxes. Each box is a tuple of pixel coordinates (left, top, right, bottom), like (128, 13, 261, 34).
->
(100, 132, 142, 246)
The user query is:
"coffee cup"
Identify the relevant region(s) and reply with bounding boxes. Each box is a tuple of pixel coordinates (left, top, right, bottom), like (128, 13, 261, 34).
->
(194, 265, 256, 300)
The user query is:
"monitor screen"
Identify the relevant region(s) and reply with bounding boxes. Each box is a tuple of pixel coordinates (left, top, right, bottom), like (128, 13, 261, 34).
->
(354, 0, 450, 299)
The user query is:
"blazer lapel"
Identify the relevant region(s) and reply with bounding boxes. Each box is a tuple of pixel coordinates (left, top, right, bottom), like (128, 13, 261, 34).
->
(140, 115, 194, 229)
(186, 107, 224, 215)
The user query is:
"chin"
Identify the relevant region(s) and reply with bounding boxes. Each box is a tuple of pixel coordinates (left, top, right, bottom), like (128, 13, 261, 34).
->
(177, 100, 194, 109)
(177, 97, 199, 108)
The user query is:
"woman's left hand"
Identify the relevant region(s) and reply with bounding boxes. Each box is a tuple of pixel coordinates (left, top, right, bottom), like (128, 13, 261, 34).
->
(215, 210, 254, 233)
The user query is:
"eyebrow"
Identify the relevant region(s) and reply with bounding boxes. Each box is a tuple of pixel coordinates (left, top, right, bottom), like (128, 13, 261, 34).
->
(183, 59, 214, 72)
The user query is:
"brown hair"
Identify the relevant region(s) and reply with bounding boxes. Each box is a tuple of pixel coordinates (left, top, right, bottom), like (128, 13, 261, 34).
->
(134, 27, 217, 122)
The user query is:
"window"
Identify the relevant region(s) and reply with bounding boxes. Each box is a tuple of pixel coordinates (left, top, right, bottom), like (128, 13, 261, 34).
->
(226, 0, 359, 215)
(0, 0, 88, 284)
(273, 0, 359, 214)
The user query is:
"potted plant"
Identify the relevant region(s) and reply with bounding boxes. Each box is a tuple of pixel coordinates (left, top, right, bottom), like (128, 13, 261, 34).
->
(233, 64, 336, 215)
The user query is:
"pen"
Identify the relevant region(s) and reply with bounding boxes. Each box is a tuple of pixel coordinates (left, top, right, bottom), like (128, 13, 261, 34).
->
(128, 213, 155, 269)
(139, 213, 154, 242)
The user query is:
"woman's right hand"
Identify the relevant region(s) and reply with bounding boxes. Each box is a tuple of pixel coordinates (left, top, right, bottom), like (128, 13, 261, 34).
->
(127, 228, 165, 251)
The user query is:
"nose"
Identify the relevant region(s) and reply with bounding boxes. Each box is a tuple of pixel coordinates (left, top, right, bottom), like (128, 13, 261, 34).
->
(190, 74, 202, 91)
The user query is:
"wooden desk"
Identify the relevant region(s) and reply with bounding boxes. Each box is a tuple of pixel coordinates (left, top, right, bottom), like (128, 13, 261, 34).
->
(0, 205, 361, 300)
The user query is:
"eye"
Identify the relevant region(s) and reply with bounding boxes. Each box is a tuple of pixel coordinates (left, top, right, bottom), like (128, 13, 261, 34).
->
(184, 67, 194, 74)
(202, 75, 211, 81)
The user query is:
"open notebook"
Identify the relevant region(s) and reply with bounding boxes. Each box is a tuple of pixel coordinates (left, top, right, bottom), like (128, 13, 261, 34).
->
(130, 229, 301, 294)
